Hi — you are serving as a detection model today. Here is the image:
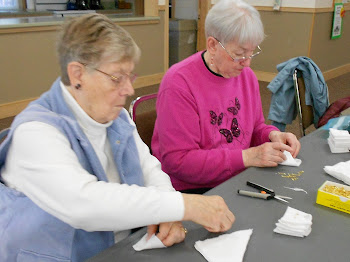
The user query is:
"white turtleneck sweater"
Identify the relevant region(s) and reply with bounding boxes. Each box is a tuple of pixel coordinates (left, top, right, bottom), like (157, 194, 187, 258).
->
(1, 83, 184, 242)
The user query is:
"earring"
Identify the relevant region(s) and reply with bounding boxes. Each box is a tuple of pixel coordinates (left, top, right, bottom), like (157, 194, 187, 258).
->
(75, 83, 81, 89)
(210, 56, 214, 66)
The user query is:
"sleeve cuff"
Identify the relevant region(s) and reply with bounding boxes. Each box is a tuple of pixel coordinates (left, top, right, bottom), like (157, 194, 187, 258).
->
(158, 191, 185, 222)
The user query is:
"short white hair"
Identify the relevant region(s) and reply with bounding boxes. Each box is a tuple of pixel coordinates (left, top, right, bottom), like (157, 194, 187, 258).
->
(205, 0, 264, 46)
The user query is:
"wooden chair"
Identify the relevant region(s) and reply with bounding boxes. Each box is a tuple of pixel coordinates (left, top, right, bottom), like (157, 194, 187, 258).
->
(128, 93, 158, 150)
(293, 69, 314, 137)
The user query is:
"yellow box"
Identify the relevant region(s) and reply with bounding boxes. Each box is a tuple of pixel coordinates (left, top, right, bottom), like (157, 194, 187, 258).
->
(316, 181, 350, 214)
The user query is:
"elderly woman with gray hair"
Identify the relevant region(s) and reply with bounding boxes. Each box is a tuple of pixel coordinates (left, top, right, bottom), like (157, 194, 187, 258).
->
(152, 0, 301, 194)
(0, 14, 234, 262)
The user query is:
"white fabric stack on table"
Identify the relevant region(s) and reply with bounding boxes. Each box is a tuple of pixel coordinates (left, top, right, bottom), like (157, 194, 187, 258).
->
(279, 150, 302, 167)
(328, 128, 350, 153)
(324, 160, 350, 185)
(274, 206, 312, 237)
(194, 229, 253, 262)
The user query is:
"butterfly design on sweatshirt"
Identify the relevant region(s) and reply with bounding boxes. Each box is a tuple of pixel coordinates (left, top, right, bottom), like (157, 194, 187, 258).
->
(235, 97, 241, 110)
(215, 97, 242, 143)
(219, 118, 241, 143)
(227, 97, 241, 115)
(209, 110, 224, 126)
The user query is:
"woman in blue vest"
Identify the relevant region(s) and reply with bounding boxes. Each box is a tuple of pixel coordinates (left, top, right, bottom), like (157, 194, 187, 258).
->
(0, 14, 234, 261)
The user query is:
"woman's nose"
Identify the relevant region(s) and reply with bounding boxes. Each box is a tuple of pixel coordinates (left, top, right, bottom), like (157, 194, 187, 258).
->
(241, 58, 252, 67)
(122, 78, 135, 96)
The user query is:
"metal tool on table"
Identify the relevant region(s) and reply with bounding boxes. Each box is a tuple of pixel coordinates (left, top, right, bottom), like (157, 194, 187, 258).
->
(238, 181, 292, 203)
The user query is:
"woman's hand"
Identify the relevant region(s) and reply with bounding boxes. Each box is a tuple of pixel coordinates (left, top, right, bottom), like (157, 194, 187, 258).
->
(147, 194, 234, 245)
(147, 222, 186, 247)
(182, 194, 235, 232)
(268, 131, 301, 157)
(242, 131, 300, 168)
(242, 141, 291, 168)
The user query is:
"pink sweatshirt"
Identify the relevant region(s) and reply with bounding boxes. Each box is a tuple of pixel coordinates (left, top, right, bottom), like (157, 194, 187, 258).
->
(152, 52, 278, 191)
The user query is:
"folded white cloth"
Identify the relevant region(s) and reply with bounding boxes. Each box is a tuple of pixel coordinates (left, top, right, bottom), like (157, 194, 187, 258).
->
(324, 160, 350, 185)
(194, 229, 253, 262)
(329, 128, 350, 138)
(328, 138, 349, 153)
(133, 233, 166, 251)
(328, 128, 350, 153)
(274, 206, 312, 238)
(274, 225, 312, 238)
(279, 151, 302, 167)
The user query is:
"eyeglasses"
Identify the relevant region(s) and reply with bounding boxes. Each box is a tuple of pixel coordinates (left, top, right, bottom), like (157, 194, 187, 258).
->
(214, 38, 262, 63)
(81, 63, 137, 86)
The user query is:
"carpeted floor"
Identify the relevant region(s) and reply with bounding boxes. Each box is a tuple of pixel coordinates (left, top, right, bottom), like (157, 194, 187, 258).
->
(1, 72, 350, 139)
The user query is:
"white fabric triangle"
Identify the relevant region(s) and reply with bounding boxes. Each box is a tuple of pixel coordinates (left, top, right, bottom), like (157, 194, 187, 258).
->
(194, 229, 253, 262)
(133, 233, 166, 251)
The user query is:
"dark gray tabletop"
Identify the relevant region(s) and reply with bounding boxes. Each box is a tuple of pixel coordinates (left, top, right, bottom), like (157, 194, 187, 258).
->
(88, 129, 350, 262)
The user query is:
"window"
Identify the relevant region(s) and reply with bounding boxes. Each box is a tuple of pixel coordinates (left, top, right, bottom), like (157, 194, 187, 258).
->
(0, 0, 19, 10)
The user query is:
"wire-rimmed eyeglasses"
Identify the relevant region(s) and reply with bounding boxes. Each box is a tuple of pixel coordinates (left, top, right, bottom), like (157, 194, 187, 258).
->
(214, 38, 262, 63)
(80, 63, 137, 86)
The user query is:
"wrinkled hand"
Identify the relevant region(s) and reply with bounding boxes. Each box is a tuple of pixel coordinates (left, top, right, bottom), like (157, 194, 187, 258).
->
(147, 222, 186, 247)
(182, 194, 235, 232)
(269, 131, 301, 157)
(242, 141, 292, 168)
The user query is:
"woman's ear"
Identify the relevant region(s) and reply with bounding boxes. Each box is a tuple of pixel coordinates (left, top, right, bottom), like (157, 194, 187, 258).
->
(206, 36, 218, 55)
(67, 62, 84, 87)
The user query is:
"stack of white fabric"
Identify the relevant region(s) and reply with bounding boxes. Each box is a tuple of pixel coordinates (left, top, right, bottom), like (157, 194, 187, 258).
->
(328, 128, 350, 153)
(324, 160, 350, 185)
(274, 206, 312, 238)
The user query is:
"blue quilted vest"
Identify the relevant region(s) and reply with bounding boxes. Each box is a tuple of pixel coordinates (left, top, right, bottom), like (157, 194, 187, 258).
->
(0, 78, 144, 261)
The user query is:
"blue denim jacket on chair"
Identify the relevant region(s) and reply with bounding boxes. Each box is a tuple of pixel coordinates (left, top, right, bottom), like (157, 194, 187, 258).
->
(267, 56, 329, 131)
(0, 78, 144, 261)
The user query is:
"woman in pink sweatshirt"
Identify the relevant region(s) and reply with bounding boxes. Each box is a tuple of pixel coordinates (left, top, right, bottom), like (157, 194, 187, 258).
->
(152, 0, 300, 194)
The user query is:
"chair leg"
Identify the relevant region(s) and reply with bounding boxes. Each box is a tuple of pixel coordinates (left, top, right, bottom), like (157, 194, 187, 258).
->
(293, 69, 305, 137)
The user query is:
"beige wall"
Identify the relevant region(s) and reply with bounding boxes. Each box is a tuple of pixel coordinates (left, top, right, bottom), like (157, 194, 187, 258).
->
(1, 2, 349, 118)
(126, 17, 165, 75)
(241, 0, 334, 8)
(0, 11, 166, 118)
(197, 3, 349, 81)
(250, 8, 350, 81)
(311, 12, 350, 72)
(0, 30, 59, 104)
(252, 11, 313, 73)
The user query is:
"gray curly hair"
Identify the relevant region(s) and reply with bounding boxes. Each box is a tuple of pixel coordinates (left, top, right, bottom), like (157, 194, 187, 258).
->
(56, 13, 141, 85)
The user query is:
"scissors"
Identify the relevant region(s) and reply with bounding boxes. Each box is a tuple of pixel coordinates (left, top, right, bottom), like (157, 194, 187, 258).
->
(237, 181, 292, 203)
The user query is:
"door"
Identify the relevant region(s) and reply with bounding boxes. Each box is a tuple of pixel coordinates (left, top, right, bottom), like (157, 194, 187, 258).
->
(197, 0, 211, 51)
